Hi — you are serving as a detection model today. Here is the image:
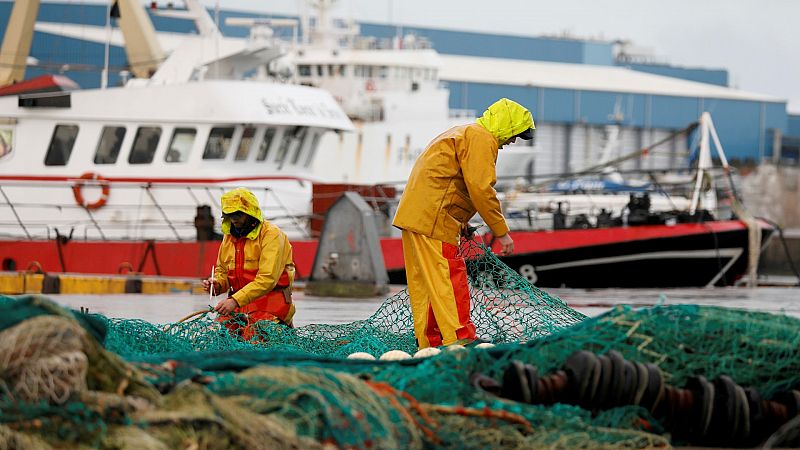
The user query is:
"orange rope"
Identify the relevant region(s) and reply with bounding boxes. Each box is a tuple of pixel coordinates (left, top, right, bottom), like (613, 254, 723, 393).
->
(421, 404, 534, 433)
(366, 381, 440, 444)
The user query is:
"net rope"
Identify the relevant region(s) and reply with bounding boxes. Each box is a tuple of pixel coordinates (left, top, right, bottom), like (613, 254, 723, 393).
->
(1, 239, 798, 449)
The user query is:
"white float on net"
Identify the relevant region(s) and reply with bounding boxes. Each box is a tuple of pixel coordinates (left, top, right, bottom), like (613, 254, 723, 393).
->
(379, 350, 412, 360)
(347, 352, 376, 360)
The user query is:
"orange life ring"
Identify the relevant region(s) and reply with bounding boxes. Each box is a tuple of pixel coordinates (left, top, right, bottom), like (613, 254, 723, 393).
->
(72, 172, 110, 210)
(365, 79, 375, 91)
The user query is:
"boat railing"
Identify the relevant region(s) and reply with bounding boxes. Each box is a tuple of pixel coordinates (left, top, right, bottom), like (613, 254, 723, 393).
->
(495, 166, 739, 232)
(0, 180, 314, 241)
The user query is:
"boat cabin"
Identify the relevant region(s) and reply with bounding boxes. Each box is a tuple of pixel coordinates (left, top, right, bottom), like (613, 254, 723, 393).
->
(0, 80, 353, 241)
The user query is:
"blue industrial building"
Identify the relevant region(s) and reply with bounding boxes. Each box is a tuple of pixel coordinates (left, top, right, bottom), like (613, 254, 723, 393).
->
(1, 1, 796, 165)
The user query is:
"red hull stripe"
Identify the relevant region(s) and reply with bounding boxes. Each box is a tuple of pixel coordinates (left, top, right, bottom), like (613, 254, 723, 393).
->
(0, 220, 761, 278)
(491, 221, 755, 254)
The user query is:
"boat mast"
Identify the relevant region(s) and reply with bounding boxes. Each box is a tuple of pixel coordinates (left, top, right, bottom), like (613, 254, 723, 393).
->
(0, 0, 41, 86)
(690, 112, 762, 288)
(689, 112, 735, 215)
(116, 0, 165, 79)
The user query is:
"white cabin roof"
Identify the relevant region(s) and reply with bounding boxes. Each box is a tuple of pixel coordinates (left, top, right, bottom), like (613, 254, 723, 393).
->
(295, 48, 442, 69)
(440, 55, 784, 103)
(0, 80, 354, 130)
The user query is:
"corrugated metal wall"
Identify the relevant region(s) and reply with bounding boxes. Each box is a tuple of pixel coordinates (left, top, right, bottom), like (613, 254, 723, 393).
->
(524, 124, 689, 180)
(448, 81, 785, 162)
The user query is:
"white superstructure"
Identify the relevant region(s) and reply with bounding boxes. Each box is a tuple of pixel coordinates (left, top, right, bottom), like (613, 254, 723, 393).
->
(30, 0, 537, 185)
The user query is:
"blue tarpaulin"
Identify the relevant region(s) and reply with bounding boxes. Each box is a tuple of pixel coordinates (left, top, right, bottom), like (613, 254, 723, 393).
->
(548, 179, 651, 192)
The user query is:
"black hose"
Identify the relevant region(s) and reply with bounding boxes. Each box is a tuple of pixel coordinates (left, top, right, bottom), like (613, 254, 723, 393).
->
(759, 217, 800, 286)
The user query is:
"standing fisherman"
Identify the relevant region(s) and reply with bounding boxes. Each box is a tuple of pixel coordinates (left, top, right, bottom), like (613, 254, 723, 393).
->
(202, 187, 296, 339)
(392, 98, 535, 349)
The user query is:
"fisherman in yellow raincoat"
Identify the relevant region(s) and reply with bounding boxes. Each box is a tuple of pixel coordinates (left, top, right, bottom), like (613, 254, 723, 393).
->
(393, 98, 535, 349)
(202, 187, 296, 339)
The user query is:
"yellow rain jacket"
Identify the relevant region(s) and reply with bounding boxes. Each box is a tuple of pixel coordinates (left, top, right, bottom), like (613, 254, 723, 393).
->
(392, 98, 534, 245)
(213, 188, 295, 309)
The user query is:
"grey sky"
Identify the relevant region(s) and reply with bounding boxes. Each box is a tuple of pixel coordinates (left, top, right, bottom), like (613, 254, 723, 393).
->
(197, 0, 800, 113)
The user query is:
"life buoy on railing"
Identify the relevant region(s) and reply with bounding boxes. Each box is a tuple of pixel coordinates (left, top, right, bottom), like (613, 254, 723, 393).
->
(72, 172, 110, 210)
(365, 79, 376, 91)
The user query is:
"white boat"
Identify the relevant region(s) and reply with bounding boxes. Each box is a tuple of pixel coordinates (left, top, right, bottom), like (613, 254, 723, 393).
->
(0, 0, 354, 245)
(0, 80, 352, 241)
(0, 0, 536, 267)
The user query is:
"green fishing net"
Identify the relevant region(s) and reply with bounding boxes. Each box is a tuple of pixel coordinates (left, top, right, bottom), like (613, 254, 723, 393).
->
(1, 240, 799, 449)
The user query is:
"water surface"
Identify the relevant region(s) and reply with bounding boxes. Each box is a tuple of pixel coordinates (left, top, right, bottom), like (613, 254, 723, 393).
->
(43, 286, 800, 326)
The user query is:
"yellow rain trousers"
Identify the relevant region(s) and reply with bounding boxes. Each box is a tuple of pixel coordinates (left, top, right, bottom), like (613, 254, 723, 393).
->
(402, 230, 475, 348)
(393, 98, 534, 349)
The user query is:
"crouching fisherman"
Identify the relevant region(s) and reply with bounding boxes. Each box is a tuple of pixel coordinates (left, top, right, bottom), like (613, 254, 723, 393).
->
(202, 187, 296, 340)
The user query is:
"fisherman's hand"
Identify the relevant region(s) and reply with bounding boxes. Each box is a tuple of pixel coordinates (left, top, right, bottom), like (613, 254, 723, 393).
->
(497, 233, 514, 256)
(202, 278, 221, 294)
(214, 297, 238, 315)
(461, 223, 478, 240)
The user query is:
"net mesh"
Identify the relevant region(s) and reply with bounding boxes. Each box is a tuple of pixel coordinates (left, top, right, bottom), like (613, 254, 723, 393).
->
(1, 240, 799, 449)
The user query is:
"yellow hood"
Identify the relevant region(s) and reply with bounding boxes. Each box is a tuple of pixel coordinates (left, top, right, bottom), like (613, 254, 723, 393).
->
(220, 187, 262, 239)
(475, 98, 535, 143)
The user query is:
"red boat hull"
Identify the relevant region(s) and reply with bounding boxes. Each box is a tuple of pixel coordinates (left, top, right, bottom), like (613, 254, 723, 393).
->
(0, 220, 771, 288)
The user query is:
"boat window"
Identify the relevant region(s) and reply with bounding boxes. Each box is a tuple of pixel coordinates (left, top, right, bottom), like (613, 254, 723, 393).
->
(165, 127, 196, 163)
(337, 65, 346, 76)
(44, 124, 79, 166)
(235, 126, 256, 161)
(255, 128, 276, 161)
(327, 65, 335, 76)
(202, 127, 234, 160)
(128, 126, 162, 164)
(275, 126, 304, 167)
(304, 131, 322, 167)
(290, 127, 309, 165)
(0, 127, 12, 160)
(316, 65, 323, 76)
(297, 65, 311, 77)
(93, 126, 125, 164)
(378, 66, 389, 78)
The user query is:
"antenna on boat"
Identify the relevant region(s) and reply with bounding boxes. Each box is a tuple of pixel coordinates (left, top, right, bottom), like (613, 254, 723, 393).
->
(102, 1, 112, 89)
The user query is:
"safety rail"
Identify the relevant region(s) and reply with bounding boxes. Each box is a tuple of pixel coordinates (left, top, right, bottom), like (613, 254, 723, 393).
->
(0, 179, 315, 241)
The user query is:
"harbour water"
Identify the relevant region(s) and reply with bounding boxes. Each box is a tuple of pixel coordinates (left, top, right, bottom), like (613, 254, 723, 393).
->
(42, 285, 800, 326)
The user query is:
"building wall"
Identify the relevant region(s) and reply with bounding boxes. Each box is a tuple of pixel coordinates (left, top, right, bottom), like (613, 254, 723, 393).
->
(447, 80, 786, 162)
(359, 23, 614, 65)
(788, 114, 800, 137)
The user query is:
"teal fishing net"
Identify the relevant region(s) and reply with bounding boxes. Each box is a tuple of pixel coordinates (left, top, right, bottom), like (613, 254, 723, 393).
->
(1, 240, 799, 449)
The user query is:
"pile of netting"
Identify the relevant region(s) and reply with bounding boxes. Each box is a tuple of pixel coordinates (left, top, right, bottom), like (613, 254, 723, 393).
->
(1, 240, 799, 449)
